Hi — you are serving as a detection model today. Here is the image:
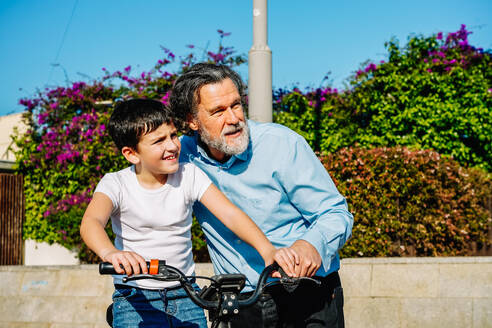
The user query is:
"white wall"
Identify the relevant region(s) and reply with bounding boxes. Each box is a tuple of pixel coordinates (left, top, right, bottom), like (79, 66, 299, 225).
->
(24, 239, 79, 266)
(0, 112, 26, 161)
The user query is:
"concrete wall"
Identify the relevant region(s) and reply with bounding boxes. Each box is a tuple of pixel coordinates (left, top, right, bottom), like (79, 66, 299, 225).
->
(339, 257, 492, 328)
(0, 258, 490, 328)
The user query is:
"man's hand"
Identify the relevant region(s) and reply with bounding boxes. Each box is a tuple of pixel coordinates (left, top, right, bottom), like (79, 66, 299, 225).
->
(269, 247, 300, 278)
(290, 240, 321, 277)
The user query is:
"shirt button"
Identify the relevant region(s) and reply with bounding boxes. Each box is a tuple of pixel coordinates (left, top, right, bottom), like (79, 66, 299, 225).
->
(235, 240, 241, 245)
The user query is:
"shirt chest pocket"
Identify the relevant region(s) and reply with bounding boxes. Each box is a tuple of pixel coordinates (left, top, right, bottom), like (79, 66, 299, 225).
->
(237, 193, 282, 228)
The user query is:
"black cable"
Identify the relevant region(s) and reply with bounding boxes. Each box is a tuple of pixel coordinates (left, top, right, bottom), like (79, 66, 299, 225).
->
(47, 0, 79, 84)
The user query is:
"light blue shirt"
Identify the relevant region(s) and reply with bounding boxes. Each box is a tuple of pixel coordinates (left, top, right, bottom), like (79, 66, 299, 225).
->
(180, 120, 353, 291)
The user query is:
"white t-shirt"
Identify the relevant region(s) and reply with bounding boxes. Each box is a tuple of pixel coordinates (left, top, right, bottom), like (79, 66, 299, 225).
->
(94, 162, 212, 289)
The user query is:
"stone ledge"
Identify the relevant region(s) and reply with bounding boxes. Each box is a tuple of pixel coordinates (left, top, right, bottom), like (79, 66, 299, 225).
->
(1, 258, 491, 328)
(341, 256, 492, 264)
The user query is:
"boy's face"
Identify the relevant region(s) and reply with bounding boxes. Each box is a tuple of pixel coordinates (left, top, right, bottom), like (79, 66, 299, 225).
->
(132, 122, 181, 175)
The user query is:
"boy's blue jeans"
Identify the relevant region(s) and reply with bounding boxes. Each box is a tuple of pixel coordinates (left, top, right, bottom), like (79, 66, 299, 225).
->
(112, 283, 208, 328)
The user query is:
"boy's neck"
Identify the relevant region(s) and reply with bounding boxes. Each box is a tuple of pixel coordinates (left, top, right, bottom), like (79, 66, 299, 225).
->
(134, 164, 168, 189)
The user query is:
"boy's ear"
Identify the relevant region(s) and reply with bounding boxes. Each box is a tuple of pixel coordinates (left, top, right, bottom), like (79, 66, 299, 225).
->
(121, 146, 140, 165)
(187, 114, 199, 131)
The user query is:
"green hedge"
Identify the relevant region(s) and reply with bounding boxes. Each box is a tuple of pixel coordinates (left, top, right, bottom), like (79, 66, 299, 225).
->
(274, 25, 492, 171)
(322, 147, 491, 257)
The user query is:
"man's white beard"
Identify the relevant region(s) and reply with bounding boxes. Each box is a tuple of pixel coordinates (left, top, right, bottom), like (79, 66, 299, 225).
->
(199, 120, 250, 156)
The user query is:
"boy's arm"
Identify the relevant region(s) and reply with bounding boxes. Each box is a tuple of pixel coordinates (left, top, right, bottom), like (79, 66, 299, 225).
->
(80, 192, 147, 275)
(199, 184, 298, 276)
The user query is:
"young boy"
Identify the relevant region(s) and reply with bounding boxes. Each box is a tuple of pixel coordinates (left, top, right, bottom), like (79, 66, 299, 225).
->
(80, 99, 297, 328)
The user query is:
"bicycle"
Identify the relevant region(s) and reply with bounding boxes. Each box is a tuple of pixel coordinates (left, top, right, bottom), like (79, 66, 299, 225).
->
(99, 260, 321, 328)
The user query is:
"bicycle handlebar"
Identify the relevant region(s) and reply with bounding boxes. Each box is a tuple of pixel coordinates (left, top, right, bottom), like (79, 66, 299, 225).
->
(99, 260, 281, 312)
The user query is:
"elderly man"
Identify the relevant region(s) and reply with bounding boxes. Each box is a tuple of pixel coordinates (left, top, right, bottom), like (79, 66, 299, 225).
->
(170, 63, 353, 328)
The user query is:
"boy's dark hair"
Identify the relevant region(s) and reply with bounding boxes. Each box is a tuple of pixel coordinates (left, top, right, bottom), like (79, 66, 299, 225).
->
(169, 63, 246, 126)
(108, 99, 175, 151)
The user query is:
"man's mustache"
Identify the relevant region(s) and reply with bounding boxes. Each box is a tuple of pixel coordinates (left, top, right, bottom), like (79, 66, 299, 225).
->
(222, 123, 243, 136)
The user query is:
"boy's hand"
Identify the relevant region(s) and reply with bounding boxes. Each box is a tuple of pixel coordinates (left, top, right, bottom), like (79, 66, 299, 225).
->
(270, 247, 300, 278)
(102, 249, 148, 276)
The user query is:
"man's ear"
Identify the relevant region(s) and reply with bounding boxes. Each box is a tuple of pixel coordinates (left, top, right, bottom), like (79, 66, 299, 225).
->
(121, 146, 140, 165)
(187, 113, 199, 131)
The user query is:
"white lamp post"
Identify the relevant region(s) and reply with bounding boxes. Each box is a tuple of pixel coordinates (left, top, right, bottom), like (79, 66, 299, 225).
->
(248, 0, 272, 123)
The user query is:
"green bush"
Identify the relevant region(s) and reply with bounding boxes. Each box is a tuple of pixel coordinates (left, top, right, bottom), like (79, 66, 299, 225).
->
(274, 87, 355, 154)
(322, 147, 491, 257)
(274, 25, 492, 171)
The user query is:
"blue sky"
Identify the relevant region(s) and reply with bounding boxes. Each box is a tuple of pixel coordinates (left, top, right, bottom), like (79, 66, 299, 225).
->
(0, 0, 490, 116)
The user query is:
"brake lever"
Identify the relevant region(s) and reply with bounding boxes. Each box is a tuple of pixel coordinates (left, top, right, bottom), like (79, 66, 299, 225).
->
(122, 273, 181, 283)
(123, 274, 157, 283)
(277, 267, 321, 293)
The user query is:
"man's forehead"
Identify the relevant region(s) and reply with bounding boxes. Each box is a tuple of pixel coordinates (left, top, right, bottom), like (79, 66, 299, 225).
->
(196, 79, 240, 106)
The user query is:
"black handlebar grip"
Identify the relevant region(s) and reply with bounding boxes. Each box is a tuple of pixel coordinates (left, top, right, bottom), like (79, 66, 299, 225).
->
(99, 261, 158, 275)
(99, 262, 118, 275)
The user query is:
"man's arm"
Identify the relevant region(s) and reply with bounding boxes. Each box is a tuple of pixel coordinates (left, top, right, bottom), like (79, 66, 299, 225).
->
(278, 135, 354, 277)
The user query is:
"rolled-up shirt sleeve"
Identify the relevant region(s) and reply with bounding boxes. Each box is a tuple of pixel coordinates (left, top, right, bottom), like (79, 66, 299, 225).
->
(277, 135, 354, 271)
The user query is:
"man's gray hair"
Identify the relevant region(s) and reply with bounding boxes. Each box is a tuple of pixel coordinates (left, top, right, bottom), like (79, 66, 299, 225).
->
(169, 63, 246, 125)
